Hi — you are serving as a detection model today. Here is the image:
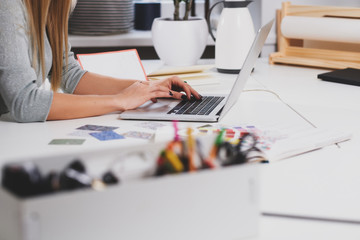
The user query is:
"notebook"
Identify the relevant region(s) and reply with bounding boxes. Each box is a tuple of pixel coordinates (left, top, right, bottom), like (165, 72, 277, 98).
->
(120, 20, 274, 122)
(77, 49, 148, 81)
(318, 68, 360, 87)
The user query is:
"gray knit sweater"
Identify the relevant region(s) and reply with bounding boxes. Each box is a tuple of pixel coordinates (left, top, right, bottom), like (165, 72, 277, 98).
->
(0, 0, 86, 122)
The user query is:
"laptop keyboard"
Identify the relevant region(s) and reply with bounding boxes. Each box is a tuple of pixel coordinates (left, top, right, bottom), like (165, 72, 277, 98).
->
(167, 96, 225, 115)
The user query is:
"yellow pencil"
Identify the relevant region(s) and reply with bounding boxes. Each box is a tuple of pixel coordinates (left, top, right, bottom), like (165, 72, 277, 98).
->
(187, 128, 196, 171)
(165, 149, 184, 173)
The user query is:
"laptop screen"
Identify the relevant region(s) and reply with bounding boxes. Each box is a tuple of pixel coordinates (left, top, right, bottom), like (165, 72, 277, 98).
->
(219, 20, 274, 121)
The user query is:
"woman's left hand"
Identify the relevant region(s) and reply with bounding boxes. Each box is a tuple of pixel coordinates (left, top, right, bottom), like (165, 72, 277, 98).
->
(148, 76, 202, 102)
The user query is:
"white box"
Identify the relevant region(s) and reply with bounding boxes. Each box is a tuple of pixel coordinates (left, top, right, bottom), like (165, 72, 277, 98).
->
(0, 143, 259, 240)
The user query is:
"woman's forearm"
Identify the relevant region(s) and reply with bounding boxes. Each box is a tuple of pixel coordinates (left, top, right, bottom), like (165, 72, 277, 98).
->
(73, 72, 139, 95)
(47, 92, 119, 120)
(47, 74, 201, 121)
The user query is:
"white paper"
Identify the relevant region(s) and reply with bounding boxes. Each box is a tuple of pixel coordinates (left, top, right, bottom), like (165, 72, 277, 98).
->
(77, 49, 147, 81)
(263, 125, 352, 161)
(147, 64, 214, 77)
(281, 16, 360, 43)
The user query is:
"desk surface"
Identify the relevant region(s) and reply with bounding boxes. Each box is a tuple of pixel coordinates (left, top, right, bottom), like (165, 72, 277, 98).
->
(252, 59, 360, 224)
(0, 59, 312, 162)
(1, 58, 360, 238)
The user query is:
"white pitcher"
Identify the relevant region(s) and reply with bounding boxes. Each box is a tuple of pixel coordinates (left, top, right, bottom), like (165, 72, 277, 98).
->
(207, 0, 255, 73)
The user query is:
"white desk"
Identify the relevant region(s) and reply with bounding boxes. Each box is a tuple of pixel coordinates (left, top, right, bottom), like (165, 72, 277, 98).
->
(0, 59, 311, 162)
(1, 58, 360, 238)
(256, 215, 360, 239)
(250, 59, 360, 224)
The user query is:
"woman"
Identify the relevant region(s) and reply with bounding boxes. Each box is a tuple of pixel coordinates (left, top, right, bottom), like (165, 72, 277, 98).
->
(0, 0, 201, 122)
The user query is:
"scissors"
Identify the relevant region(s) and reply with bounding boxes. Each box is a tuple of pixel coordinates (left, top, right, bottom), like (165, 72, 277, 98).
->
(216, 132, 259, 166)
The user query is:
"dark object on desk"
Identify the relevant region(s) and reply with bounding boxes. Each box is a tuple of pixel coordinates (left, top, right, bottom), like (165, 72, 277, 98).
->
(1, 159, 123, 198)
(217, 132, 257, 166)
(134, 2, 161, 30)
(191, 0, 196, 16)
(59, 160, 92, 190)
(204, 0, 210, 19)
(68, 159, 86, 173)
(318, 68, 360, 86)
(2, 163, 45, 197)
(102, 171, 119, 185)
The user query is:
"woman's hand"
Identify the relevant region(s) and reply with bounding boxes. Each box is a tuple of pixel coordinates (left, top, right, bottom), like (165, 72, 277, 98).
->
(114, 76, 202, 111)
(152, 76, 202, 101)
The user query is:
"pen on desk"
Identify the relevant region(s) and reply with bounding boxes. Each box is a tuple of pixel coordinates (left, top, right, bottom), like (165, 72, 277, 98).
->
(204, 129, 225, 168)
(155, 151, 169, 176)
(165, 149, 184, 173)
(196, 138, 205, 165)
(187, 128, 196, 172)
(173, 120, 180, 142)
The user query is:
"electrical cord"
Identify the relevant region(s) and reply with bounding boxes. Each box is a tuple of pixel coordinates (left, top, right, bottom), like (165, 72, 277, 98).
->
(243, 88, 317, 128)
(243, 88, 341, 148)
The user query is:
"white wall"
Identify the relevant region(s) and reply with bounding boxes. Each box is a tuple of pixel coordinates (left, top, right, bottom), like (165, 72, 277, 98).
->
(159, 0, 262, 46)
(158, 0, 360, 56)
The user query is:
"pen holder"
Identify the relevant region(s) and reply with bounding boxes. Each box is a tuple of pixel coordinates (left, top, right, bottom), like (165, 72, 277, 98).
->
(155, 128, 266, 177)
(0, 141, 260, 240)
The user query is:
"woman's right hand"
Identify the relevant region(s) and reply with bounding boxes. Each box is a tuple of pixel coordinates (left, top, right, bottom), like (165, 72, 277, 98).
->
(114, 81, 179, 111)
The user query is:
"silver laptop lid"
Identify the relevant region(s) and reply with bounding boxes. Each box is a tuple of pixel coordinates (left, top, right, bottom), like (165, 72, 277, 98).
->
(218, 20, 274, 121)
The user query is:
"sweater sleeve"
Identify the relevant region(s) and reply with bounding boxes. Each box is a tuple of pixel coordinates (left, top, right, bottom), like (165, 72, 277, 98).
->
(60, 43, 87, 94)
(0, 0, 53, 122)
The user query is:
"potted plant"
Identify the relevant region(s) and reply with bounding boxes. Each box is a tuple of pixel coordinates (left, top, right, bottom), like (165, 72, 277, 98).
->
(173, 0, 193, 20)
(151, 0, 209, 66)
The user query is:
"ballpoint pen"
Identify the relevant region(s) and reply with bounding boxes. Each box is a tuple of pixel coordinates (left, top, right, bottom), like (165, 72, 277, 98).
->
(187, 128, 197, 172)
(204, 129, 225, 168)
(173, 120, 180, 142)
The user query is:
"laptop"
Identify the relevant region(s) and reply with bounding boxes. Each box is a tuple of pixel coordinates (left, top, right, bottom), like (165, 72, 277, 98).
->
(120, 20, 274, 122)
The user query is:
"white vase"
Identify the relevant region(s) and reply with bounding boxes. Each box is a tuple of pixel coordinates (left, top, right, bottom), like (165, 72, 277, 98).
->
(151, 17, 208, 66)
